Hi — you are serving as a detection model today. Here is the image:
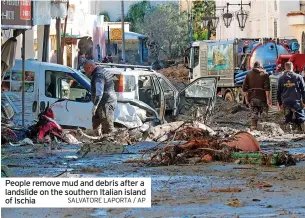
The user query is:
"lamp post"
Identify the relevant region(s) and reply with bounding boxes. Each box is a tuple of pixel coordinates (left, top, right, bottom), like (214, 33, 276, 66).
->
(200, 7, 224, 39)
(222, 4, 234, 28)
(222, 0, 251, 31)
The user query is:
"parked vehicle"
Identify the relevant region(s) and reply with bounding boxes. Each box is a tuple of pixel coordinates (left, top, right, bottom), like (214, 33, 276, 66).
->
(27, 99, 66, 143)
(2, 60, 218, 129)
(185, 37, 301, 102)
(276, 54, 305, 74)
(95, 62, 219, 120)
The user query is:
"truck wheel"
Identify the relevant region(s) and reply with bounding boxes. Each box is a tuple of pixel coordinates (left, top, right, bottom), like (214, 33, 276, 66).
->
(224, 91, 234, 102)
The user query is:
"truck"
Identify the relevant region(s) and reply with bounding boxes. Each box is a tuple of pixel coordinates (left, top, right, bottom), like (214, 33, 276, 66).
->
(185, 37, 301, 102)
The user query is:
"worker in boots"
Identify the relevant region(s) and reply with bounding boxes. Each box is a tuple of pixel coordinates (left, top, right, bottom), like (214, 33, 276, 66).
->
(242, 61, 272, 131)
(83, 60, 117, 136)
(277, 62, 305, 132)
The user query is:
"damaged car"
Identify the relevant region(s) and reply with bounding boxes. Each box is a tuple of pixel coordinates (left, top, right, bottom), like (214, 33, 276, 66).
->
(99, 63, 219, 122)
(1, 60, 218, 130)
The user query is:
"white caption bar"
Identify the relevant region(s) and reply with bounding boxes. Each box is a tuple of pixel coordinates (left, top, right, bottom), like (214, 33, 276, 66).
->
(0, 178, 151, 208)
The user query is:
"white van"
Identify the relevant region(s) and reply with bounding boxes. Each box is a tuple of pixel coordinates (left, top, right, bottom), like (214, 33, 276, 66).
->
(2, 60, 160, 129)
(2, 60, 218, 129)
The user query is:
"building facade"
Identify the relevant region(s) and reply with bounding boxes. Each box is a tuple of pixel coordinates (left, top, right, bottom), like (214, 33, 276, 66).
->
(90, 0, 178, 21)
(216, 0, 305, 53)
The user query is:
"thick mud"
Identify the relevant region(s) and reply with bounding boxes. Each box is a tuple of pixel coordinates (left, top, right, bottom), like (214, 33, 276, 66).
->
(2, 140, 305, 217)
(2, 99, 305, 217)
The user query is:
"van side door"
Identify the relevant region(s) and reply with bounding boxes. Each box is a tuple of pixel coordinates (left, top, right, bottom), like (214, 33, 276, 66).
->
(38, 64, 93, 129)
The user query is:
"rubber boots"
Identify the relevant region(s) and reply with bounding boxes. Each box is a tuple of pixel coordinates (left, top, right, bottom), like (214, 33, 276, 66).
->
(93, 126, 102, 137)
(301, 122, 305, 133)
(250, 119, 258, 131)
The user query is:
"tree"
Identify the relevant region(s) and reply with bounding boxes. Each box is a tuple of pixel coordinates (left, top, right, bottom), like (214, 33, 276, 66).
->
(192, 0, 216, 40)
(100, 11, 111, 22)
(137, 4, 188, 59)
(126, 1, 153, 32)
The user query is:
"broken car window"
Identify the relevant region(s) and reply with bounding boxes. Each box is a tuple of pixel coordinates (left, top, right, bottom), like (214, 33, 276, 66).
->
(185, 78, 216, 98)
(113, 74, 136, 92)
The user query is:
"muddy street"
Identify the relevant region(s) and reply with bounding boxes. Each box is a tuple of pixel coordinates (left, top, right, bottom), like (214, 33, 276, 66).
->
(2, 138, 305, 217)
(2, 99, 305, 217)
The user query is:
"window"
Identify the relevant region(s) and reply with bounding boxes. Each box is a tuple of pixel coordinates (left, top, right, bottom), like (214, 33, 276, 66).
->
(113, 74, 136, 92)
(190, 46, 199, 68)
(45, 70, 89, 102)
(158, 77, 173, 92)
(1, 70, 35, 92)
(139, 75, 152, 89)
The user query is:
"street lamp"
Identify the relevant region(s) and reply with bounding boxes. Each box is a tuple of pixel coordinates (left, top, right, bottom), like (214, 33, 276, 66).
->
(201, 8, 224, 29)
(222, 4, 234, 28)
(222, 0, 251, 30)
(236, 8, 249, 31)
(210, 16, 220, 29)
(201, 17, 210, 28)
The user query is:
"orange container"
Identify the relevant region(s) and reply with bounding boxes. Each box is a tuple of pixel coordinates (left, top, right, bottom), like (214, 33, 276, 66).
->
(223, 131, 261, 152)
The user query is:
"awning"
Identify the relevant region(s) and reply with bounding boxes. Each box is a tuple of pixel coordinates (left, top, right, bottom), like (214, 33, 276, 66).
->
(105, 31, 147, 41)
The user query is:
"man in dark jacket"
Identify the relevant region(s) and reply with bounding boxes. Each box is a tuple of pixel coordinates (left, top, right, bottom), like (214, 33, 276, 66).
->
(242, 61, 272, 130)
(277, 62, 305, 131)
(84, 60, 117, 136)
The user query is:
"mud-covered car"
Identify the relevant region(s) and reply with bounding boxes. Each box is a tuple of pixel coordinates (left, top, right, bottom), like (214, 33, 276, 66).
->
(99, 63, 220, 122)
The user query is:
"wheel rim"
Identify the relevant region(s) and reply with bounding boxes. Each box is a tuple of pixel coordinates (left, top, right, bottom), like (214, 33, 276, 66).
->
(225, 92, 234, 102)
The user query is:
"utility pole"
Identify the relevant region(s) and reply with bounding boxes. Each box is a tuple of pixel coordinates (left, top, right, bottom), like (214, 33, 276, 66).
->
(21, 30, 26, 127)
(121, 0, 126, 63)
(56, 17, 62, 64)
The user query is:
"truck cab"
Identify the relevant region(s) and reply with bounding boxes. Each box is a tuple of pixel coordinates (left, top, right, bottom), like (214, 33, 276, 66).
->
(186, 38, 301, 102)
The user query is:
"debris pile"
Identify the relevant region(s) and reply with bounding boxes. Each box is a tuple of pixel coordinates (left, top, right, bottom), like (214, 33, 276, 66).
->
(128, 124, 300, 167)
(145, 121, 216, 142)
(211, 98, 250, 126)
(157, 65, 189, 84)
(144, 137, 237, 166)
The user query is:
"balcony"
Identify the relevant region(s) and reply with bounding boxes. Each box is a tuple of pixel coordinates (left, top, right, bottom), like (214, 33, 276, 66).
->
(287, 11, 305, 25)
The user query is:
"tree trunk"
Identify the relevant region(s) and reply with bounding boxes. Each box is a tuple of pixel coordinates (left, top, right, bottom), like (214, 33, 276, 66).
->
(168, 41, 172, 59)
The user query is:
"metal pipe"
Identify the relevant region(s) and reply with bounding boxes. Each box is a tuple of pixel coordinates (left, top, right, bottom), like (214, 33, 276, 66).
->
(22, 30, 26, 127)
(121, 0, 126, 63)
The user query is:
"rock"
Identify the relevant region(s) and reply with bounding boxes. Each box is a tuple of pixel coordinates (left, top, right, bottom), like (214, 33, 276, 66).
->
(9, 138, 34, 146)
(201, 154, 213, 163)
(226, 198, 244, 207)
(188, 157, 202, 165)
(63, 132, 81, 144)
(234, 159, 241, 164)
(78, 140, 124, 156)
(257, 122, 284, 135)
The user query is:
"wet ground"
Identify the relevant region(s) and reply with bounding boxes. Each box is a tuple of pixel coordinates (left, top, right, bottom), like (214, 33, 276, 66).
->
(2, 140, 305, 218)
